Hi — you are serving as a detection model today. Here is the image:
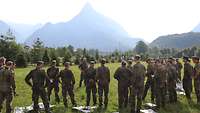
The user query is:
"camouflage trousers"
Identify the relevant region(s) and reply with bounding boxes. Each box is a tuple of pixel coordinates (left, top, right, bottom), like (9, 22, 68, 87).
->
(62, 85, 76, 107)
(86, 84, 97, 106)
(194, 79, 200, 104)
(168, 82, 177, 103)
(118, 84, 128, 108)
(155, 86, 166, 108)
(0, 91, 13, 113)
(130, 86, 144, 113)
(32, 88, 51, 113)
(98, 83, 109, 107)
(47, 81, 60, 103)
(183, 78, 192, 99)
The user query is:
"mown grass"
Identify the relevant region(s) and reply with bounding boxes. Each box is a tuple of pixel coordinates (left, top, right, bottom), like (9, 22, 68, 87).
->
(2, 63, 200, 113)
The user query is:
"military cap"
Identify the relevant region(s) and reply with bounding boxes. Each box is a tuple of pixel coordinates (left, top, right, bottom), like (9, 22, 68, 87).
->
(64, 62, 70, 66)
(52, 60, 56, 63)
(127, 59, 132, 63)
(192, 56, 199, 60)
(90, 61, 95, 64)
(36, 61, 44, 65)
(183, 56, 190, 62)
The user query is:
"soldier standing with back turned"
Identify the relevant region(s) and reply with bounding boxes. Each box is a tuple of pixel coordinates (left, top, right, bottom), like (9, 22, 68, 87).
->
(47, 60, 60, 103)
(25, 61, 52, 113)
(130, 55, 146, 113)
(96, 58, 110, 108)
(79, 58, 88, 87)
(183, 56, 193, 100)
(192, 56, 200, 104)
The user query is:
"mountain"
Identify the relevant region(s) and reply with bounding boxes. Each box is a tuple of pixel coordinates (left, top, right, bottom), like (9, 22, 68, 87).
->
(25, 3, 141, 51)
(150, 32, 200, 49)
(8, 23, 43, 42)
(193, 23, 200, 32)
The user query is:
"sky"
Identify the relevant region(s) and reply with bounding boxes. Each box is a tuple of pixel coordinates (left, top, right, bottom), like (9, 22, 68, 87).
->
(0, 0, 200, 42)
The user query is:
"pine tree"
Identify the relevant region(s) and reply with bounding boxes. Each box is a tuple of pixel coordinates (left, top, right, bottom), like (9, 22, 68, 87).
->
(42, 49, 50, 65)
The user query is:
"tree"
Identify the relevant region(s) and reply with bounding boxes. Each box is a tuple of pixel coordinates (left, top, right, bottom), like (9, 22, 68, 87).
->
(42, 49, 50, 65)
(134, 41, 148, 54)
(95, 49, 99, 61)
(16, 53, 27, 67)
(31, 38, 44, 63)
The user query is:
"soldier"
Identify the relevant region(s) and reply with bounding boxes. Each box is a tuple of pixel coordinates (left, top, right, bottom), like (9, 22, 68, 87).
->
(192, 56, 200, 104)
(114, 61, 132, 109)
(96, 58, 110, 108)
(130, 55, 146, 113)
(0, 57, 5, 70)
(183, 56, 193, 100)
(25, 61, 52, 113)
(142, 58, 155, 102)
(85, 61, 97, 106)
(79, 58, 88, 87)
(0, 58, 15, 113)
(154, 59, 167, 109)
(127, 59, 133, 104)
(57, 62, 77, 107)
(167, 58, 178, 103)
(47, 60, 60, 103)
(176, 58, 183, 80)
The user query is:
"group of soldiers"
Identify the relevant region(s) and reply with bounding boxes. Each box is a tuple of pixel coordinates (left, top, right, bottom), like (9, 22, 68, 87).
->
(114, 55, 200, 113)
(0, 54, 200, 113)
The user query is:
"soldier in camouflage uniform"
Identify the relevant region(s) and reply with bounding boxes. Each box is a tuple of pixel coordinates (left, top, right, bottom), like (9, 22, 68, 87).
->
(114, 61, 132, 109)
(127, 59, 133, 104)
(47, 60, 60, 103)
(0, 57, 5, 70)
(7, 61, 17, 96)
(96, 59, 110, 108)
(25, 61, 52, 113)
(79, 58, 88, 87)
(176, 58, 183, 80)
(192, 56, 200, 104)
(167, 58, 178, 103)
(130, 55, 146, 113)
(142, 58, 155, 102)
(154, 59, 167, 109)
(57, 62, 77, 107)
(0, 58, 15, 113)
(183, 56, 193, 100)
(85, 61, 97, 106)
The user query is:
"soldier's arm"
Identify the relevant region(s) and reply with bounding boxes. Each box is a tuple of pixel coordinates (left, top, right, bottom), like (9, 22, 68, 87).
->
(107, 67, 111, 83)
(114, 68, 120, 80)
(71, 70, 75, 85)
(25, 70, 33, 87)
(11, 71, 16, 94)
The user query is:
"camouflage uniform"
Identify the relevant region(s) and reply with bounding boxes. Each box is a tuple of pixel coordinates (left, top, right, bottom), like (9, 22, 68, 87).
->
(127, 62, 133, 104)
(25, 68, 51, 113)
(183, 62, 193, 100)
(114, 64, 132, 108)
(96, 63, 110, 108)
(57, 67, 76, 107)
(176, 60, 183, 80)
(0, 67, 14, 113)
(142, 62, 155, 102)
(167, 63, 178, 103)
(193, 63, 200, 104)
(130, 62, 146, 113)
(154, 62, 167, 108)
(47, 65, 60, 103)
(79, 61, 88, 87)
(85, 63, 97, 106)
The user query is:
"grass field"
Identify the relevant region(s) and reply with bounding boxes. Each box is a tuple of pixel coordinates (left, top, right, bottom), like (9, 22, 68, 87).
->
(2, 63, 200, 113)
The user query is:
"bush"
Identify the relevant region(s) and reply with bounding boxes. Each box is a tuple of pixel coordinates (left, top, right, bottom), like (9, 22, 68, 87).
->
(16, 53, 27, 68)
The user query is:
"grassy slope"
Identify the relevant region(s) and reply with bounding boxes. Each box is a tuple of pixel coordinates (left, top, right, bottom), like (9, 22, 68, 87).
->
(2, 63, 200, 113)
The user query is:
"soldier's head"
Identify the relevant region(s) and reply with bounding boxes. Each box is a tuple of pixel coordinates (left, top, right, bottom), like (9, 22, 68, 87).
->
(183, 56, 190, 63)
(51, 60, 56, 67)
(6, 61, 13, 69)
(90, 61, 95, 68)
(36, 61, 44, 69)
(101, 58, 106, 66)
(168, 57, 176, 64)
(155, 59, 161, 65)
(192, 56, 199, 64)
(121, 60, 127, 67)
(134, 55, 141, 62)
(0, 57, 6, 66)
(127, 59, 132, 65)
(83, 57, 87, 62)
(64, 62, 70, 69)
